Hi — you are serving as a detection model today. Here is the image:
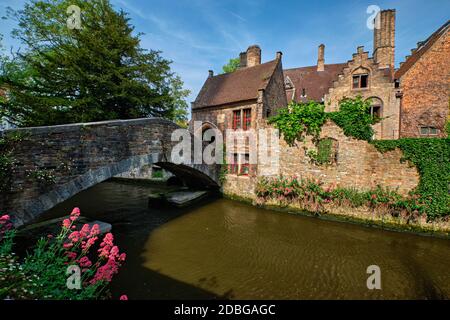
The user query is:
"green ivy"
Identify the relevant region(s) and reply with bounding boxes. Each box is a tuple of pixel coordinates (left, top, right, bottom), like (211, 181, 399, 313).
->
(307, 138, 334, 165)
(268, 101, 327, 145)
(372, 138, 450, 218)
(328, 97, 378, 141)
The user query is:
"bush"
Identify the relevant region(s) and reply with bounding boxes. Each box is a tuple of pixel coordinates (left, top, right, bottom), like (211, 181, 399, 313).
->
(0, 209, 127, 300)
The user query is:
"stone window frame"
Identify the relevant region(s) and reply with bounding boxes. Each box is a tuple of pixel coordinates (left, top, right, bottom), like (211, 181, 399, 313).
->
(232, 108, 252, 131)
(366, 97, 383, 118)
(351, 67, 371, 91)
(419, 126, 439, 136)
(228, 153, 251, 176)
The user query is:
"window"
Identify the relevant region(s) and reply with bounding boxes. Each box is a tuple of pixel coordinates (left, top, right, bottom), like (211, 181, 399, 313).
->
(420, 126, 439, 136)
(240, 154, 250, 175)
(232, 110, 241, 129)
(301, 88, 306, 97)
(243, 109, 251, 130)
(352, 74, 369, 89)
(229, 153, 239, 174)
(369, 105, 382, 118)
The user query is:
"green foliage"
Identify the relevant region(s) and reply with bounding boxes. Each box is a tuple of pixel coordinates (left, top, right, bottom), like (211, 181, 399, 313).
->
(222, 57, 240, 74)
(255, 176, 437, 220)
(26, 168, 56, 185)
(1, 0, 189, 127)
(307, 138, 334, 165)
(373, 138, 450, 218)
(446, 119, 450, 137)
(327, 96, 378, 141)
(219, 145, 228, 184)
(0, 210, 126, 300)
(268, 101, 327, 145)
(0, 131, 29, 192)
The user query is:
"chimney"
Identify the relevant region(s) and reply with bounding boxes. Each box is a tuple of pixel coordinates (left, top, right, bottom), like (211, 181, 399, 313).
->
(246, 45, 261, 67)
(373, 9, 395, 69)
(317, 44, 325, 72)
(276, 51, 282, 60)
(239, 52, 247, 68)
(208, 70, 214, 77)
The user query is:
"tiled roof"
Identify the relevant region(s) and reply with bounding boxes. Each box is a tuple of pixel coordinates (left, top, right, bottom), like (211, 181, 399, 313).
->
(395, 20, 450, 79)
(193, 59, 279, 109)
(283, 63, 346, 103)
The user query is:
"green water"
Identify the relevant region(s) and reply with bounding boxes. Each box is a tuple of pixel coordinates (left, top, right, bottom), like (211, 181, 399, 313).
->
(41, 180, 450, 299)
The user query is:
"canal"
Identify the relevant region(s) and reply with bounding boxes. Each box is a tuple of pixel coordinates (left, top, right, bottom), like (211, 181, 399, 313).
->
(39, 180, 450, 299)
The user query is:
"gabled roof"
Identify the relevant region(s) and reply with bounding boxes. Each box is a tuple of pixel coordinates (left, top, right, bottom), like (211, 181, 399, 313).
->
(395, 20, 450, 79)
(283, 63, 346, 103)
(193, 59, 279, 109)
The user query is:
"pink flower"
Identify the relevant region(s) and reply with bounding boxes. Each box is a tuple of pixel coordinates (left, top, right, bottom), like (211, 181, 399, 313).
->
(90, 258, 119, 284)
(82, 236, 98, 251)
(68, 231, 80, 243)
(66, 252, 77, 260)
(0, 215, 10, 222)
(89, 224, 100, 237)
(63, 243, 73, 249)
(120, 295, 128, 301)
(80, 224, 90, 238)
(119, 253, 126, 262)
(70, 207, 80, 221)
(62, 219, 71, 229)
(109, 246, 120, 259)
(47, 234, 53, 239)
(78, 256, 92, 268)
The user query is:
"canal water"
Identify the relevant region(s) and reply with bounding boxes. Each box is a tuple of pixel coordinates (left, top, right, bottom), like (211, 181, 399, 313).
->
(40, 180, 450, 299)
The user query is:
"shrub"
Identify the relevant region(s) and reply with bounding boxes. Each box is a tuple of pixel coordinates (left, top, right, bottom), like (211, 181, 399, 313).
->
(0, 209, 127, 300)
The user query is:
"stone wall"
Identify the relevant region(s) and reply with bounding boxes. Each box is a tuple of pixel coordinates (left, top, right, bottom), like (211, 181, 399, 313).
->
(324, 47, 400, 140)
(399, 30, 450, 138)
(1, 118, 219, 226)
(223, 121, 420, 199)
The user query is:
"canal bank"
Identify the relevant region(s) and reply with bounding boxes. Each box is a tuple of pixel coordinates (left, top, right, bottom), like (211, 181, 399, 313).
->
(36, 180, 450, 299)
(224, 192, 450, 239)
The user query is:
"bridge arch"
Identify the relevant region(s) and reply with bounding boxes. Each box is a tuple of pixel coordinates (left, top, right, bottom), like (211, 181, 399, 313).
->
(0, 118, 219, 226)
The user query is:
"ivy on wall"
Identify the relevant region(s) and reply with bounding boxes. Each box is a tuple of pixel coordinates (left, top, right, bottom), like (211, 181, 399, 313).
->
(0, 131, 28, 192)
(268, 97, 450, 218)
(373, 138, 450, 218)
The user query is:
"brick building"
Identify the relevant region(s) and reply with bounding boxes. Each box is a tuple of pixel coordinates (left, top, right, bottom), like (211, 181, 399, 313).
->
(395, 20, 450, 138)
(191, 45, 287, 175)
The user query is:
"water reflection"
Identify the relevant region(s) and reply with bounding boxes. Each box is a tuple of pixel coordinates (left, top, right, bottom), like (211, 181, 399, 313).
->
(42, 180, 450, 299)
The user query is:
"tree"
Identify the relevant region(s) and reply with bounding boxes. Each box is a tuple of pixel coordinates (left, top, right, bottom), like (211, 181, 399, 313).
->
(222, 57, 240, 74)
(0, 0, 189, 127)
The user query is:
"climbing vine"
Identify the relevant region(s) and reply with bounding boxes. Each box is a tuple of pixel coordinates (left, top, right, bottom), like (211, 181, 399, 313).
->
(373, 138, 450, 218)
(268, 101, 327, 145)
(268, 97, 378, 145)
(268, 97, 450, 218)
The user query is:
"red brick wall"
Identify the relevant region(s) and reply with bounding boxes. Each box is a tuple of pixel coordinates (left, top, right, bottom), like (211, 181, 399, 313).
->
(400, 30, 450, 138)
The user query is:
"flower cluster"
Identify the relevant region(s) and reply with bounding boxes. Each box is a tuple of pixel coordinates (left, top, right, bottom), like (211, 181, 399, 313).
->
(256, 176, 428, 221)
(0, 208, 128, 300)
(61, 208, 126, 291)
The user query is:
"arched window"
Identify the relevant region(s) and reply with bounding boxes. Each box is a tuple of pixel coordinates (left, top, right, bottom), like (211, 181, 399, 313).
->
(352, 67, 370, 89)
(366, 97, 383, 118)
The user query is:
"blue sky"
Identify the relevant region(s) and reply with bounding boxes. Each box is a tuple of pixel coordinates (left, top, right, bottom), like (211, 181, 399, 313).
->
(1, 0, 449, 109)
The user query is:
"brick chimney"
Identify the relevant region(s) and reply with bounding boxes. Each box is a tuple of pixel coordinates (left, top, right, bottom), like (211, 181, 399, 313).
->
(246, 45, 261, 67)
(239, 52, 247, 68)
(373, 9, 395, 69)
(317, 44, 325, 72)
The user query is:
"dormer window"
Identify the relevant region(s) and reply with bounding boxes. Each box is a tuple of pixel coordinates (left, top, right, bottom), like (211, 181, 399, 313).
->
(352, 74, 369, 89)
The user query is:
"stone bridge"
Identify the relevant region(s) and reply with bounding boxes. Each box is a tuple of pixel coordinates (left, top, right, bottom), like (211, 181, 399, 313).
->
(0, 118, 220, 226)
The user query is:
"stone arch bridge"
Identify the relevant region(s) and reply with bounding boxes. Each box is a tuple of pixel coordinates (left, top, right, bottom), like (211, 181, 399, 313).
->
(0, 118, 220, 226)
